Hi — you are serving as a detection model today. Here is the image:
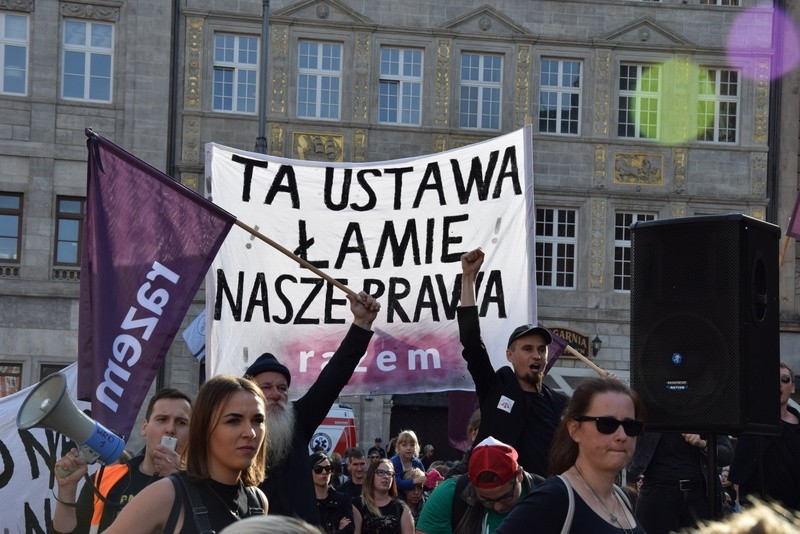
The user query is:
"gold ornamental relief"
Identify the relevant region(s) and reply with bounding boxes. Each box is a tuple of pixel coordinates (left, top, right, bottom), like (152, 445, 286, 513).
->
(593, 145, 606, 189)
(613, 153, 663, 186)
(433, 135, 447, 153)
(184, 17, 203, 110)
(435, 40, 451, 125)
(293, 133, 344, 162)
(753, 60, 770, 144)
(353, 130, 367, 162)
(751, 208, 766, 221)
(181, 173, 199, 192)
(514, 45, 531, 129)
(593, 50, 611, 137)
(269, 124, 284, 157)
(673, 148, 687, 192)
(671, 203, 686, 218)
(590, 199, 607, 289)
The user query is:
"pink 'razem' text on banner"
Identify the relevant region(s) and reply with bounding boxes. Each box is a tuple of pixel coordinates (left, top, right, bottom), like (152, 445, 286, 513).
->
(78, 130, 235, 439)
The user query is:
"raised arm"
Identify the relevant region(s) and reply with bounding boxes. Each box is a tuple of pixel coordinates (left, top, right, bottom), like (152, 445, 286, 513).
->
(459, 248, 484, 307)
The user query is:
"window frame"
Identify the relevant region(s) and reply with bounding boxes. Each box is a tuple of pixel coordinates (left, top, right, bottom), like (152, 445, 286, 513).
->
(535, 207, 578, 290)
(296, 40, 343, 121)
(212, 32, 259, 115)
(699, 0, 739, 5)
(0, 192, 22, 263)
(459, 51, 504, 131)
(54, 196, 86, 267)
(538, 58, 582, 136)
(0, 11, 29, 96)
(614, 211, 657, 292)
(379, 46, 423, 126)
(61, 18, 114, 103)
(618, 63, 661, 140)
(697, 67, 739, 144)
(0, 363, 22, 398)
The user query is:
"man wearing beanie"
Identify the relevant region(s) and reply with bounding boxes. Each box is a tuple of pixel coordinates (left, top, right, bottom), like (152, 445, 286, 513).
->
(457, 248, 568, 477)
(245, 290, 380, 525)
(415, 436, 543, 534)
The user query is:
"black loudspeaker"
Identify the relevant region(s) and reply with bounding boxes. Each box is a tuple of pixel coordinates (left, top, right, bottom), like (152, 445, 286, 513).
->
(630, 214, 780, 434)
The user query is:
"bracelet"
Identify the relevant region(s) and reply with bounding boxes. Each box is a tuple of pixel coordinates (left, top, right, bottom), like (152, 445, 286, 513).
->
(52, 490, 79, 508)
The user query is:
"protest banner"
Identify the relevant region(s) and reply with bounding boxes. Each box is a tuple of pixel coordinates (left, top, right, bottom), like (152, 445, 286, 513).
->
(0, 364, 95, 533)
(206, 126, 538, 397)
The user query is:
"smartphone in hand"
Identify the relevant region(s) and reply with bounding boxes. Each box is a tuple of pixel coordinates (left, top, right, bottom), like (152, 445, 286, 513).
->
(161, 435, 177, 451)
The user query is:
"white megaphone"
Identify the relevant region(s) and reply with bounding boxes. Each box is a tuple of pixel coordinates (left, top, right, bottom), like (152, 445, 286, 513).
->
(17, 372, 126, 473)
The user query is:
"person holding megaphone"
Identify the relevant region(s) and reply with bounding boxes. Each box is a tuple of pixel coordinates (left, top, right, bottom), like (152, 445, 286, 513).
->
(51, 388, 192, 534)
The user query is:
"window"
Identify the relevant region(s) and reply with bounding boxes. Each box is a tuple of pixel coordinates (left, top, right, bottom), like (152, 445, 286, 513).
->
(213, 34, 258, 113)
(535, 208, 577, 288)
(40, 363, 69, 381)
(61, 19, 113, 102)
(697, 68, 738, 143)
(0, 363, 22, 397)
(297, 41, 342, 120)
(459, 52, 502, 130)
(539, 59, 581, 135)
(700, 0, 739, 5)
(0, 12, 28, 95)
(614, 212, 656, 291)
(54, 196, 85, 266)
(618, 64, 660, 139)
(379, 47, 422, 125)
(0, 192, 22, 262)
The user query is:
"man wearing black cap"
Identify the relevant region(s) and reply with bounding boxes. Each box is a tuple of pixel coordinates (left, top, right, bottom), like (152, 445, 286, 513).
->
(244, 290, 380, 524)
(457, 248, 567, 477)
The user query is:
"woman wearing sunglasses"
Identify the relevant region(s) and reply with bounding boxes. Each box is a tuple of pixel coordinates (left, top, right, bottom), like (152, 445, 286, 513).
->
(354, 459, 414, 534)
(310, 451, 359, 534)
(497, 377, 646, 533)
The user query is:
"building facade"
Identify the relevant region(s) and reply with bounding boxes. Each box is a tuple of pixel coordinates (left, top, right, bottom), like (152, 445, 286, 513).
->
(1, 0, 798, 446)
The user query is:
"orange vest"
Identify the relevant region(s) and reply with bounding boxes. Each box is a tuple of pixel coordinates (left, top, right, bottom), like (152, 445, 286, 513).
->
(88, 463, 130, 534)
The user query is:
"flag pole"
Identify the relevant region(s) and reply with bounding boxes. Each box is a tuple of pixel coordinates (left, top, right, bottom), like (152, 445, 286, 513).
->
(779, 235, 791, 268)
(564, 345, 607, 376)
(233, 219, 359, 299)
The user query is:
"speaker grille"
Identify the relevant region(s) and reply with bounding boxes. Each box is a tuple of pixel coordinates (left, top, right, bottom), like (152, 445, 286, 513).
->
(631, 217, 747, 432)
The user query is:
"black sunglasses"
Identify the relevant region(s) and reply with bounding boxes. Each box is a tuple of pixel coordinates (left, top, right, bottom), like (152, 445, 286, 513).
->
(574, 416, 645, 437)
(313, 465, 332, 474)
(780, 375, 793, 384)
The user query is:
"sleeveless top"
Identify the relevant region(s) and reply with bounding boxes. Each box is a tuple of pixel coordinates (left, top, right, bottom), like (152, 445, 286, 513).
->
(353, 496, 405, 534)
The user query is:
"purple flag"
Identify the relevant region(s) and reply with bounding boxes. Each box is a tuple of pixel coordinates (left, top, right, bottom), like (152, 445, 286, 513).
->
(787, 192, 800, 239)
(78, 130, 235, 438)
(544, 325, 569, 374)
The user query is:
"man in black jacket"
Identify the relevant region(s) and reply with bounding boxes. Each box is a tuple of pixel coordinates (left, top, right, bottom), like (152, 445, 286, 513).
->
(245, 291, 379, 524)
(457, 248, 567, 477)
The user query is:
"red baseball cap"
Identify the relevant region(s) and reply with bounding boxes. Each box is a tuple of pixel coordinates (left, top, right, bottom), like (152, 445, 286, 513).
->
(468, 437, 519, 489)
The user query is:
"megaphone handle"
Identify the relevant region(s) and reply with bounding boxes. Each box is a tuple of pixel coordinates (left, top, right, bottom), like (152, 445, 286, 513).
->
(55, 445, 99, 478)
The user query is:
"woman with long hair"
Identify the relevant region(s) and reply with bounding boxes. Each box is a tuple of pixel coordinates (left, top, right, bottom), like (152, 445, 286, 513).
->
(497, 377, 646, 533)
(310, 451, 360, 534)
(106, 374, 268, 533)
(354, 458, 414, 534)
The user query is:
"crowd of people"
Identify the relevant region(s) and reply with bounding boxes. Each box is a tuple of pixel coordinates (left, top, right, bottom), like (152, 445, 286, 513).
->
(48, 250, 800, 533)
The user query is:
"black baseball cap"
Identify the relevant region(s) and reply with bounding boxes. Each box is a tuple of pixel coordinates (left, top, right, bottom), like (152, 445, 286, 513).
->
(507, 324, 552, 347)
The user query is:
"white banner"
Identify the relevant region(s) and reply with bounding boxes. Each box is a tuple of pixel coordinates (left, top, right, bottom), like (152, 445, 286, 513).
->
(0, 364, 96, 533)
(206, 127, 537, 398)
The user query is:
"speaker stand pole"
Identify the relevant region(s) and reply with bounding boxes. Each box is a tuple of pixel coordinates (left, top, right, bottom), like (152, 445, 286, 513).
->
(705, 433, 721, 520)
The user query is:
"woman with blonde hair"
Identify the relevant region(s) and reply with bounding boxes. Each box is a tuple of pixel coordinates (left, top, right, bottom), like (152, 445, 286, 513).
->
(354, 458, 414, 534)
(389, 430, 426, 498)
(106, 374, 268, 533)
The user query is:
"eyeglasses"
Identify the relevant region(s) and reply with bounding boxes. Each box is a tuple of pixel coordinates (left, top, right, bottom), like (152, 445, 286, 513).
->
(574, 416, 645, 437)
(374, 469, 395, 478)
(780, 375, 793, 384)
(313, 465, 332, 474)
(477, 481, 518, 506)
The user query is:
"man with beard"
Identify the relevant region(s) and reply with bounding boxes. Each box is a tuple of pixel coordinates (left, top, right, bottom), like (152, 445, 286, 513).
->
(245, 291, 379, 524)
(457, 248, 567, 477)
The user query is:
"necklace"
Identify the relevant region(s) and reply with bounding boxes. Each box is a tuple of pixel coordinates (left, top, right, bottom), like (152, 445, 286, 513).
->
(572, 464, 632, 532)
(206, 480, 243, 519)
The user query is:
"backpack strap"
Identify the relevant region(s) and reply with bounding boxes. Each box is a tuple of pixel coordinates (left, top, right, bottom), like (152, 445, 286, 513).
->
(612, 484, 633, 513)
(172, 472, 213, 534)
(164, 475, 183, 533)
(450, 475, 473, 532)
(556, 475, 575, 534)
(244, 486, 264, 517)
